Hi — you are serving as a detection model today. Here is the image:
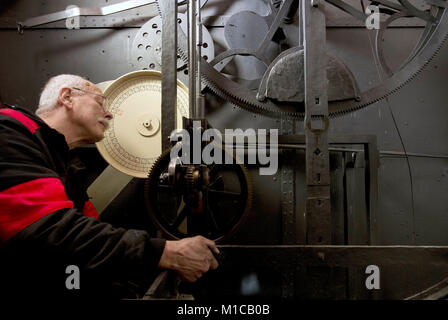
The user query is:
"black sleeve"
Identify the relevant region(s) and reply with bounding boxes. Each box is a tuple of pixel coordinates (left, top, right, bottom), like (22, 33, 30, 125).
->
(5, 209, 166, 299)
(0, 113, 166, 299)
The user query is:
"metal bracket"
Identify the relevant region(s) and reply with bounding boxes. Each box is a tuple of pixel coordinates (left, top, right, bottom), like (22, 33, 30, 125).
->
(160, 0, 179, 150)
(302, 0, 332, 245)
(17, 0, 157, 32)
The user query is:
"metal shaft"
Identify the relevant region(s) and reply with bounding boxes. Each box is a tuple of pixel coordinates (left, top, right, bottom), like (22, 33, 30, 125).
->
(196, 0, 205, 119)
(161, 0, 178, 150)
(302, 0, 332, 245)
(188, 0, 197, 119)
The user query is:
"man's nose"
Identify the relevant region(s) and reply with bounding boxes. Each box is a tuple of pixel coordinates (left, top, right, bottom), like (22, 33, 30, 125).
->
(104, 111, 113, 120)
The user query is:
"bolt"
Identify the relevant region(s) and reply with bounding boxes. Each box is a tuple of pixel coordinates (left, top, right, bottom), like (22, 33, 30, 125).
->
(143, 120, 152, 129)
(256, 93, 266, 102)
(317, 252, 325, 261)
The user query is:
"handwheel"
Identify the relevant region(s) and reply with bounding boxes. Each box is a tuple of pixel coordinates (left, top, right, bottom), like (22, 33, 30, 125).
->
(144, 148, 252, 243)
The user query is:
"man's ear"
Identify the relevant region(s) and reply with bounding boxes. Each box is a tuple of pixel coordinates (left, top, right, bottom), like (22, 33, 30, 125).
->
(58, 87, 74, 110)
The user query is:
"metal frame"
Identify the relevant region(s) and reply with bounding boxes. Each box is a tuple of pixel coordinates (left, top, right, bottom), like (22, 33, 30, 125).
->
(210, 133, 379, 298)
(302, 0, 332, 245)
(17, 0, 157, 31)
(279, 134, 379, 244)
(145, 245, 448, 299)
(216, 245, 448, 268)
(160, 0, 178, 150)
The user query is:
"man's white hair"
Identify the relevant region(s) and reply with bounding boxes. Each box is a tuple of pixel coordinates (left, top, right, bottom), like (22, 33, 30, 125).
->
(36, 74, 89, 114)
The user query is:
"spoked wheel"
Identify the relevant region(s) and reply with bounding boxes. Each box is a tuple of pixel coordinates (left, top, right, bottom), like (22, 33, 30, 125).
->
(144, 149, 252, 243)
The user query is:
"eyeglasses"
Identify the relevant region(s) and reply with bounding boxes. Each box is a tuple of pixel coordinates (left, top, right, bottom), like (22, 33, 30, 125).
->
(71, 87, 107, 112)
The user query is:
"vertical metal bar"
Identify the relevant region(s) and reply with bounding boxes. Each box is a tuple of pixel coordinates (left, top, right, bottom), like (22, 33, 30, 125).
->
(280, 120, 296, 300)
(302, 0, 332, 245)
(196, 0, 205, 119)
(161, 0, 178, 151)
(280, 121, 297, 244)
(188, 0, 197, 119)
(365, 138, 382, 300)
(365, 139, 379, 245)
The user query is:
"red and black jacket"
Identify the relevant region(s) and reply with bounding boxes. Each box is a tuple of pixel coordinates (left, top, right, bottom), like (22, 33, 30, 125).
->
(0, 105, 165, 299)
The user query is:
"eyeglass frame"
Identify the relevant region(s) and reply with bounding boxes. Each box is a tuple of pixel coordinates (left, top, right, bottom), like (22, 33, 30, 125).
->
(71, 87, 108, 112)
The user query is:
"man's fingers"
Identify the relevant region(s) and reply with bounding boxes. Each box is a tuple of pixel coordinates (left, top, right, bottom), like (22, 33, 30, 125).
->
(211, 245, 220, 255)
(203, 238, 219, 254)
(209, 255, 219, 270)
(202, 238, 220, 267)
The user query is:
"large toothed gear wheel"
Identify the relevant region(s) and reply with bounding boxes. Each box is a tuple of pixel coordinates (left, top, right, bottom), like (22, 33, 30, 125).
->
(144, 148, 253, 243)
(155, 0, 448, 119)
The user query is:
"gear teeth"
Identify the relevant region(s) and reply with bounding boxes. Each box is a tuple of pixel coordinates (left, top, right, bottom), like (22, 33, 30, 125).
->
(154, 0, 162, 17)
(155, 0, 448, 120)
(144, 145, 253, 243)
(203, 72, 304, 120)
(144, 148, 178, 239)
(332, 13, 448, 119)
(185, 166, 195, 190)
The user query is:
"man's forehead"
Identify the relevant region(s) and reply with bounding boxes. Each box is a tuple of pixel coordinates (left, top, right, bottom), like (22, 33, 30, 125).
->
(84, 81, 103, 95)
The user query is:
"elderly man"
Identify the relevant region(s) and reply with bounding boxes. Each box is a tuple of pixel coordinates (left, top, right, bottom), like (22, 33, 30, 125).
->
(0, 74, 219, 299)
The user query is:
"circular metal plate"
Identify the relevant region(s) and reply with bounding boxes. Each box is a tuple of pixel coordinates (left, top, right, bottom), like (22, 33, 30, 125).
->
(96, 70, 189, 178)
(224, 11, 269, 50)
(222, 11, 278, 82)
(130, 13, 215, 85)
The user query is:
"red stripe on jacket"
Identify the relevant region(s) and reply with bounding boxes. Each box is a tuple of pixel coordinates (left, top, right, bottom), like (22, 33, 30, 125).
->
(82, 200, 99, 219)
(0, 178, 74, 245)
(0, 108, 40, 134)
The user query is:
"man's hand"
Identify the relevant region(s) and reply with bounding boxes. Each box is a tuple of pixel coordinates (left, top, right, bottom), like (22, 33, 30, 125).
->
(158, 235, 220, 282)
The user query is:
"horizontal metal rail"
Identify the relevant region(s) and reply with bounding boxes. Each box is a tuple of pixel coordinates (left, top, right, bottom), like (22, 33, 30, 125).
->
(18, 0, 156, 29)
(216, 245, 448, 268)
